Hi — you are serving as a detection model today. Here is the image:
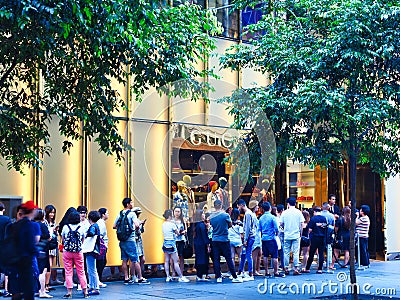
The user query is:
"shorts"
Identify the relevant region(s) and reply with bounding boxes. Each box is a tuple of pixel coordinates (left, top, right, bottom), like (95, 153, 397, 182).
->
(176, 240, 185, 257)
(119, 241, 139, 263)
(162, 240, 177, 254)
(262, 239, 278, 259)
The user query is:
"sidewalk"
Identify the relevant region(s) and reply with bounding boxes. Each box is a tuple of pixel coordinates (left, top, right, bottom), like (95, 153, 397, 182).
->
(44, 260, 400, 299)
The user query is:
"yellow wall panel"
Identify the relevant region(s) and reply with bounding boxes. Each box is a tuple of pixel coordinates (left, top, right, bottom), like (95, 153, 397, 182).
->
(41, 118, 82, 212)
(88, 121, 128, 266)
(131, 121, 169, 264)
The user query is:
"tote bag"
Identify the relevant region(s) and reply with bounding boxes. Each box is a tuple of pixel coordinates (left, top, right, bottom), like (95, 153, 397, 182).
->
(82, 235, 98, 254)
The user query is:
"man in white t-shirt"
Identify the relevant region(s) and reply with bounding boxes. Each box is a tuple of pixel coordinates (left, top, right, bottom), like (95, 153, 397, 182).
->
(280, 197, 304, 275)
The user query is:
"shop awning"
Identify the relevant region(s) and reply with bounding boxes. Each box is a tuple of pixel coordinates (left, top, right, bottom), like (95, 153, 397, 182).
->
(172, 137, 229, 153)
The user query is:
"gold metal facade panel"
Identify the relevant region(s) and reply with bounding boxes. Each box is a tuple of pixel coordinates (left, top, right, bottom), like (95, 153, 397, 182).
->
(131, 122, 169, 264)
(41, 119, 82, 212)
(0, 164, 33, 203)
(88, 121, 128, 266)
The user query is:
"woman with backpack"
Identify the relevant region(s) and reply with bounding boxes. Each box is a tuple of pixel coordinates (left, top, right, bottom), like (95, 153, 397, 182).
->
(61, 211, 88, 298)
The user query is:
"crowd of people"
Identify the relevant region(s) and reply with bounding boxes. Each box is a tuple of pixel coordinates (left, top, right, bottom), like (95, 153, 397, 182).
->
(164, 191, 371, 284)
(0, 191, 371, 298)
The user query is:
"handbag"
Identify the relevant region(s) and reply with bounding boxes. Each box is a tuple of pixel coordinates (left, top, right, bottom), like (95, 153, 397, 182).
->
(95, 236, 107, 259)
(182, 241, 193, 259)
(82, 235, 98, 254)
(275, 235, 282, 250)
(300, 236, 310, 247)
(162, 245, 175, 252)
(48, 234, 58, 250)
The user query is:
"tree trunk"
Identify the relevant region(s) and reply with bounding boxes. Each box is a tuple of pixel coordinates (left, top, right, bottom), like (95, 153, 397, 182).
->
(349, 146, 358, 296)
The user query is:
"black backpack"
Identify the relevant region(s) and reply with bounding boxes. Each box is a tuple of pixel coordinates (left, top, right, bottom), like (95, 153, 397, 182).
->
(116, 210, 133, 241)
(0, 222, 20, 272)
(63, 225, 82, 252)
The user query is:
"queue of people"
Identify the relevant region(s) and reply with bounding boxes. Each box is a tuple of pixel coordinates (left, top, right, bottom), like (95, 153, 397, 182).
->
(0, 193, 371, 298)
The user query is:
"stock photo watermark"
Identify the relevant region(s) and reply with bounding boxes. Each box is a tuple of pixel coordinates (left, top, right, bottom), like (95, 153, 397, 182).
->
(257, 272, 397, 296)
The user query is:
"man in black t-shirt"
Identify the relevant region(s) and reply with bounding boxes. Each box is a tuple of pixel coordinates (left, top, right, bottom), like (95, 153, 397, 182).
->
(303, 207, 327, 274)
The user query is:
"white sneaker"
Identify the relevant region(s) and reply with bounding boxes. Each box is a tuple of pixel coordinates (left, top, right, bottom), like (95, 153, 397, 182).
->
(39, 292, 53, 298)
(165, 276, 172, 282)
(216, 277, 223, 283)
(76, 284, 82, 291)
(232, 277, 243, 283)
(221, 272, 231, 278)
(243, 272, 250, 278)
(99, 282, 107, 288)
(132, 276, 138, 283)
(243, 276, 254, 282)
(178, 276, 190, 283)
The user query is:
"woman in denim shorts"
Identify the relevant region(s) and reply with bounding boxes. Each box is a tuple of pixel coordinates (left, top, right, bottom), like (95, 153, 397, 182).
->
(162, 209, 189, 283)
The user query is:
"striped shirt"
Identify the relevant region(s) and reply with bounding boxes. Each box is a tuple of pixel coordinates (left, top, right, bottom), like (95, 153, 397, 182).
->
(356, 215, 370, 238)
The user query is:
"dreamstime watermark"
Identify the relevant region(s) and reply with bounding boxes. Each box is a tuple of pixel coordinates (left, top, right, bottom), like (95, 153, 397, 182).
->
(257, 272, 397, 296)
(125, 78, 277, 219)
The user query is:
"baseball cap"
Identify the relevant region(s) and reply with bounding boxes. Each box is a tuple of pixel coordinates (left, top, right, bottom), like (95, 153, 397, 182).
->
(21, 200, 38, 211)
(132, 207, 142, 213)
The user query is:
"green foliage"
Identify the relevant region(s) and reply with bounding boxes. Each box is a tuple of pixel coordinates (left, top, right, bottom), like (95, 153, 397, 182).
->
(0, 0, 221, 172)
(221, 0, 400, 178)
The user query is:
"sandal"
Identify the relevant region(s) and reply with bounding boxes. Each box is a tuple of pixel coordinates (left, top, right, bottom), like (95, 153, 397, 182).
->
(62, 294, 72, 299)
(316, 270, 323, 274)
(302, 269, 310, 273)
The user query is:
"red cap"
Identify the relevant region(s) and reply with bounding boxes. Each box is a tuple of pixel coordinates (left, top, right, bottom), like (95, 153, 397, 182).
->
(21, 200, 38, 210)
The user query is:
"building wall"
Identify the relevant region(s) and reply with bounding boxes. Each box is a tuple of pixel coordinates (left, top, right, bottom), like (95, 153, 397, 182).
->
(0, 38, 251, 265)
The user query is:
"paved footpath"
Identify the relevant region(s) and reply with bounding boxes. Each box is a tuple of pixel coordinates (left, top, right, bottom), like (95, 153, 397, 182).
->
(46, 260, 400, 299)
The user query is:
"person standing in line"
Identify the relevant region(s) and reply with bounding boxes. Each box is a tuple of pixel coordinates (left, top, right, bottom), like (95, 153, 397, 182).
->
(258, 202, 285, 278)
(210, 200, 243, 283)
(132, 207, 146, 281)
(303, 207, 328, 274)
(61, 210, 88, 298)
(8, 201, 40, 300)
(356, 205, 371, 269)
(162, 209, 190, 283)
(85, 211, 102, 296)
(172, 206, 186, 277)
(44, 205, 61, 290)
(276, 204, 285, 270)
(280, 197, 304, 275)
(193, 209, 210, 281)
(328, 194, 340, 219)
(249, 200, 262, 276)
(34, 209, 53, 299)
(332, 206, 351, 268)
(227, 208, 243, 276)
(113, 198, 149, 285)
(96, 208, 109, 288)
(0, 202, 12, 297)
(237, 199, 258, 281)
(300, 210, 310, 271)
(321, 202, 335, 271)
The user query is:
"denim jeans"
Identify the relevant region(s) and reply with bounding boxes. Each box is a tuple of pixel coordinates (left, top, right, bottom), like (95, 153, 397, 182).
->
(359, 237, 369, 266)
(86, 254, 100, 290)
(239, 236, 255, 274)
(283, 237, 300, 269)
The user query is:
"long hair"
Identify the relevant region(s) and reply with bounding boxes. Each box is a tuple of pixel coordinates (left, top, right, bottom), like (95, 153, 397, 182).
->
(173, 206, 184, 224)
(45, 204, 56, 223)
(342, 206, 351, 230)
(302, 210, 310, 223)
(58, 207, 78, 234)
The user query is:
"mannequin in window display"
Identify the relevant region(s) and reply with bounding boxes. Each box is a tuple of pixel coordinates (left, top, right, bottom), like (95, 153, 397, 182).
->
(204, 181, 219, 213)
(216, 177, 230, 211)
(182, 175, 196, 222)
(173, 181, 189, 221)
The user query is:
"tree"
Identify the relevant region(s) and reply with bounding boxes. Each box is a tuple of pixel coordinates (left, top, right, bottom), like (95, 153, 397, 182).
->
(0, 0, 221, 172)
(222, 0, 400, 290)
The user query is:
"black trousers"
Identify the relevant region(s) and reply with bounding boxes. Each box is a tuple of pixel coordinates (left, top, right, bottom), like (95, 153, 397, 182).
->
(306, 236, 326, 270)
(212, 241, 237, 279)
(96, 251, 107, 281)
(359, 237, 369, 267)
